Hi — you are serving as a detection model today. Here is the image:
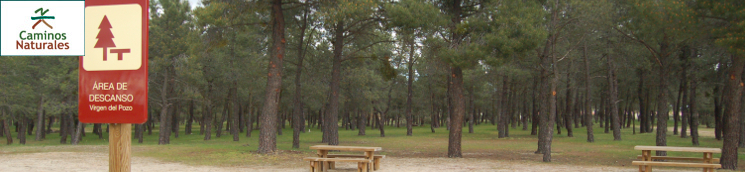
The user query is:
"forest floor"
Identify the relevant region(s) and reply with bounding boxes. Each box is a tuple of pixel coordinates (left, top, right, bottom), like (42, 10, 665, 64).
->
(0, 150, 697, 172)
(1, 122, 743, 172)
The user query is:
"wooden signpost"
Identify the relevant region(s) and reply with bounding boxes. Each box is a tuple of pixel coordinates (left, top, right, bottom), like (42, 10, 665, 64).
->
(79, 0, 148, 171)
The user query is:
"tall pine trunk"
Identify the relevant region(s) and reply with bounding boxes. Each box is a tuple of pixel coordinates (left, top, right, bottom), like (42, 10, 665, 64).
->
(358, 110, 366, 136)
(445, 0, 465, 158)
(690, 79, 699, 146)
(405, 38, 415, 136)
(608, 52, 621, 141)
(291, 7, 309, 149)
(721, 54, 744, 170)
(231, 86, 240, 142)
(257, 0, 285, 154)
(4, 119, 12, 145)
(60, 113, 70, 144)
(584, 24, 594, 142)
(158, 69, 171, 145)
(204, 102, 213, 141)
(532, 77, 540, 136)
(19, 117, 26, 144)
(186, 100, 194, 135)
(447, 67, 465, 158)
(499, 76, 508, 138)
(323, 21, 344, 145)
(35, 96, 44, 141)
(714, 65, 725, 140)
(564, 60, 573, 137)
(72, 121, 84, 145)
(655, 43, 671, 156)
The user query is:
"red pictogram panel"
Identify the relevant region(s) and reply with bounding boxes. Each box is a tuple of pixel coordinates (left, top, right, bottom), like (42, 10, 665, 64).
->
(79, 0, 148, 124)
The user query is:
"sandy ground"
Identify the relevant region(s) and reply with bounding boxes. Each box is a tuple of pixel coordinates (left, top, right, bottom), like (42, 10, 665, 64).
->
(0, 152, 697, 172)
(668, 127, 715, 137)
(1, 128, 717, 172)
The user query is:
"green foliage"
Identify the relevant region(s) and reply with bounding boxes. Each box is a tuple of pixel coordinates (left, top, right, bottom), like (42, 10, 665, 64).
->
(619, 0, 702, 60)
(384, 0, 447, 31)
(480, 0, 547, 67)
(697, 0, 745, 55)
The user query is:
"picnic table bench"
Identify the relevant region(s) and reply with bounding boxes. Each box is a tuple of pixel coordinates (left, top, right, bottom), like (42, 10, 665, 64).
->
(304, 145, 384, 172)
(633, 145, 721, 172)
(304, 157, 371, 172)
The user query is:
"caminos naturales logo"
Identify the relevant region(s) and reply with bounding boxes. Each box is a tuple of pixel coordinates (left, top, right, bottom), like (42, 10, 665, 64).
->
(16, 7, 70, 50)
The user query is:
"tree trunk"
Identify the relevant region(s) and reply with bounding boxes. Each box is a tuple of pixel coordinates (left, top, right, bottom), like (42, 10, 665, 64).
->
(714, 66, 725, 140)
(539, 2, 558, 161)
(358, 110, 366, 136)
(523, 97, 529, 131)
(639, 70, 648, 133)
(603, 94, 609, 133)
(26, 118, 34, 136)
(158, 106, 170, 145)
(35, 96, 44, 141)
(532, 76, 539, 136)
(258, 0, 285, 154)
(291, 10, 308, 146)
(59, 114, 68, 144)
(158, 68, 171, 145)
(72, 121, 84, 145)
(171, 103, 179, 140)
(498, 76, 508, 138)
(231, 86, 240, 142)
(543, 33, 559, 162)
(405, 38, 415, 136)
(59, 113, 66, 137)
(681, 54, 690, 138)
(147, 115, 153, 135)
(721, 54, 744, 170)
(200, 108, 205, 135)
(447, 66, 465, 158)
(377, 112, 385, 137)
(4, 119, 12, 145)
(565, 60, 573, 137)
(186, 100, 194, 135)
(204, 103, 213, 140)
(608, 53, 621, 141)
(690, 79, 699, 146)
(217, 102, 228, 138)
(46, 116, 53, 134)
(584, 42, 594, 142)
(323, 21, 344, 146)
(674, 80, 683, 135)
(537, 63, 548, 154)
(136, 124, 144, 143)
(654, 43, 671, 156)
(681, 82, 689, 139)
(506, 82, 513, 136)
(18, 117, 26, 145)
(246, 108, 254, 137)
(714, 82, 723, 140)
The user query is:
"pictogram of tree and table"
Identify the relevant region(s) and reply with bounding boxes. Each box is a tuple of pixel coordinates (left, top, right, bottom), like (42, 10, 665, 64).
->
(94, 15, 130, 61)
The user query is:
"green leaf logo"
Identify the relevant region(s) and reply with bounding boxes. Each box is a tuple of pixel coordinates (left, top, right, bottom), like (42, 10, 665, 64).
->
(31, 7, 55, 29)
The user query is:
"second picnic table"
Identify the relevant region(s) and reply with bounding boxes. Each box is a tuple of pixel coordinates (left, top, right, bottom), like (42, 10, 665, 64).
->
(634, 145, 721, 172)
(310, 145, 383, 171)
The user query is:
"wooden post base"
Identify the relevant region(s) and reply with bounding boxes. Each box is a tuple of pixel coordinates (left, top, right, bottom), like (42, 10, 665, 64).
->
(109, 124, 131, 172)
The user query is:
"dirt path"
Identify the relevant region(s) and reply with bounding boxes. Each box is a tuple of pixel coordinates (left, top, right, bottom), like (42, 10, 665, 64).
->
(668, 127, 715, 138)
(0, 152, 696, 172)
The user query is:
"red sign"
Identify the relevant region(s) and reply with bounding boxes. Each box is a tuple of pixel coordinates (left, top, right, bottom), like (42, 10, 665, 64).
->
(79, 0, 148, 124)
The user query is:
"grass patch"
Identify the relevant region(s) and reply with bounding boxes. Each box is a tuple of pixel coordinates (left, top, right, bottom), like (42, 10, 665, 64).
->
(2, 121, 744, 170)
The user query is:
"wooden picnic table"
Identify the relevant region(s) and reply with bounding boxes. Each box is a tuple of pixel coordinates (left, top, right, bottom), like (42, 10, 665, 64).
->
(634, 146, 721, 172)
(310, 145, 382, 171)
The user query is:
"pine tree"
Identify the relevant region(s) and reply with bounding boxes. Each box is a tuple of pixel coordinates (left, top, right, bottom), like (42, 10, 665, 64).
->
(94, 15, 115, 61)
